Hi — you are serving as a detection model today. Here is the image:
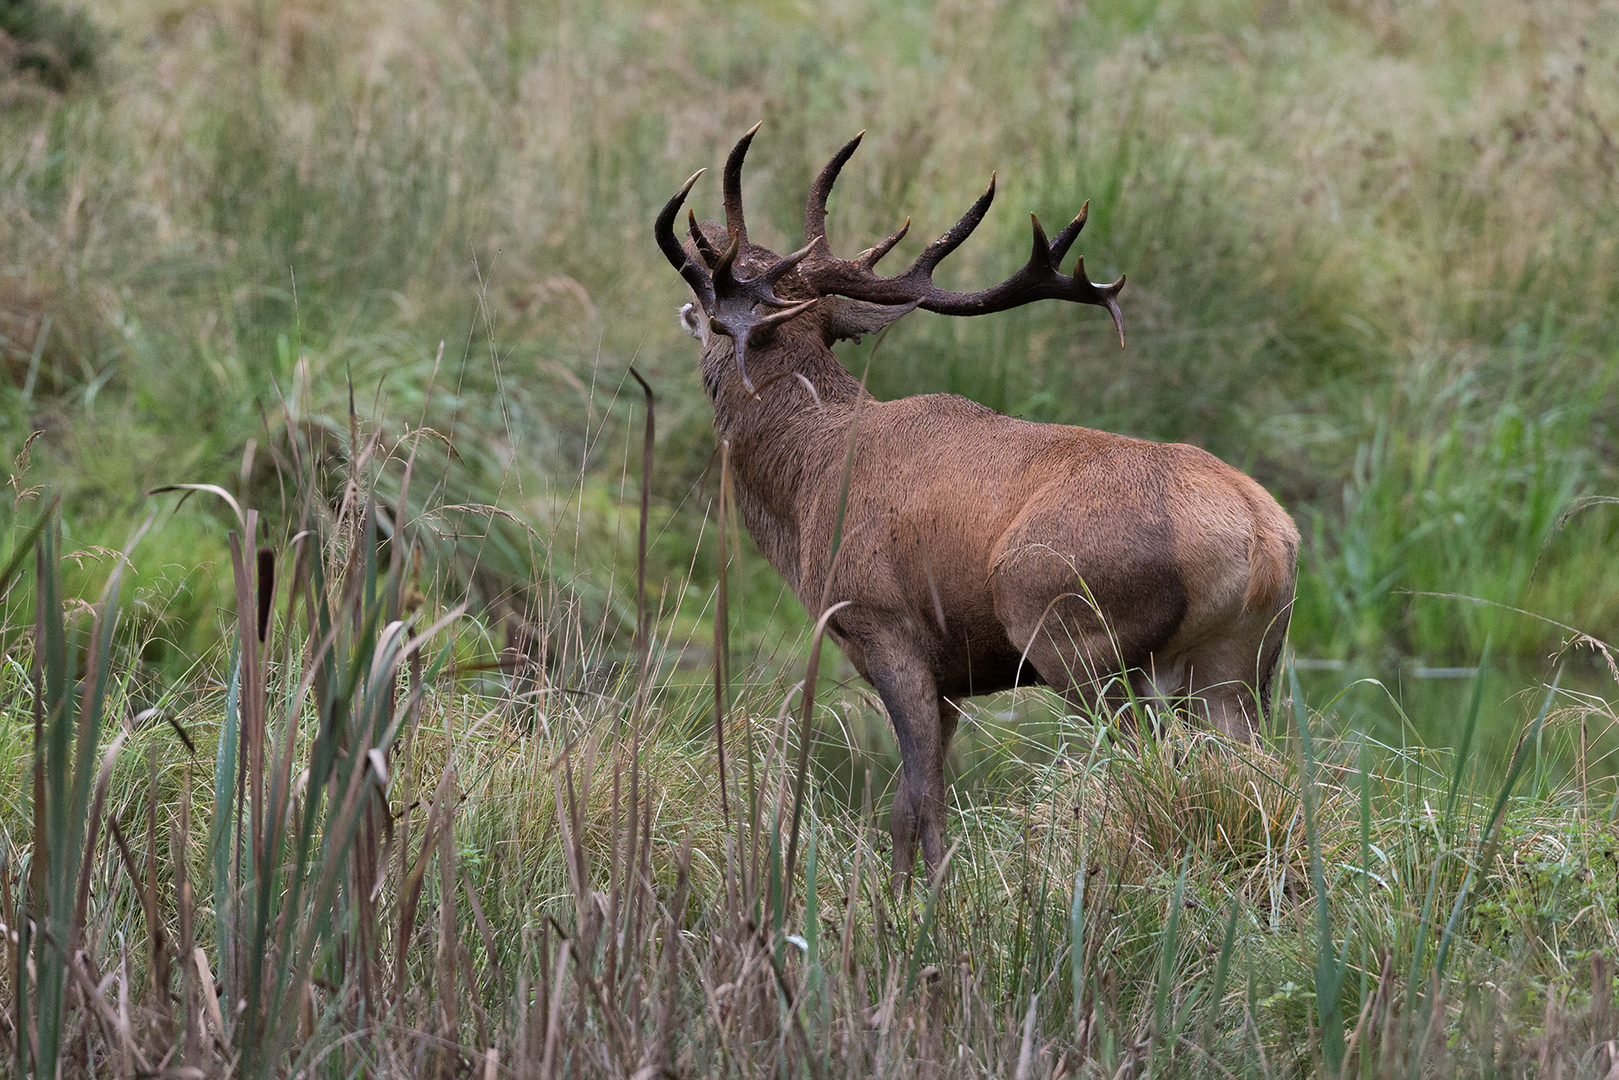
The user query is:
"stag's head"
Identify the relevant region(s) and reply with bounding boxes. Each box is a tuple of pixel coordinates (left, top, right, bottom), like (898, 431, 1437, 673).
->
(656, 124, 1128, 394)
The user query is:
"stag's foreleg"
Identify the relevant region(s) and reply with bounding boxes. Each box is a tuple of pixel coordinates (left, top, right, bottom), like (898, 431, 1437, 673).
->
(866, 646, 949, 885)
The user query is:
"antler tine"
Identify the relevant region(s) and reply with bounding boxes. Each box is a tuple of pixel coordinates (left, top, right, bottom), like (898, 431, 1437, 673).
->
(1071, 256, 1126, 347)
(1028, 213, 1054, 270)
(722, 122, 762, 246)
(1103, 283, 1126, 347)
(806, 130, 864, 245)
(1048, 201, 1090, 267)
(730, 333, 756, 395)
(713, 230, 741, 283)
(762, 240, 815, 286)
(688, 209, 720, 267)
(857, 218, 910, 271)
(910, 173, 996, 276)
(655, 169, 715, 306)
(748, 297, 818, 336)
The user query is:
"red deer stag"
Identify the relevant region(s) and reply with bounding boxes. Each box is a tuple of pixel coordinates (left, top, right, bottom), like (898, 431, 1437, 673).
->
(656, 126, 1299, 879)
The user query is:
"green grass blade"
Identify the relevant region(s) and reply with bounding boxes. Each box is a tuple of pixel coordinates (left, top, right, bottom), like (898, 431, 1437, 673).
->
(211, 638, 242, 994)
(1291, 661, 1345, 1073)
(1202, 896, 1242, 1053)
(0, 496, 58, 600)
(1152, 846, 1193, 1052)
(1070, 864, 1086, 1038)
(1440, 638, 1490, 841)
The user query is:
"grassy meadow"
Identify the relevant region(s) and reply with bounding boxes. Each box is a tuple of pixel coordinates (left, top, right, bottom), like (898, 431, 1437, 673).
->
(2, 0, 1619, 1074)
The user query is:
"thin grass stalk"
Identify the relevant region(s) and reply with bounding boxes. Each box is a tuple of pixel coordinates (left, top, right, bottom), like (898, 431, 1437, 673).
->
(436, 774, 459, 1078)
(228, 520, 267, 883)
(1291, 663, 1346, 1073)
(1150, 846, 1193, 1061)
(539, 939, 569, 1080)
(714, 440, 733, 830)
(70, 731, 127, 962)
(802, 820, 828, 1069)
(904, 840, 959, 998)
(784, 601, 854, 892)
(177, 768, 198, 1067)
(399, 761, 458, 1000)
(606, 722, 624, 997)
(143, 748, 170, 1031)
(624, 366, 655, 1002)
(1, 851, 18, 1071)
(1070, 862, 1086, 1045)
(629, 367, 655, 670)
(1203, 897, 1243, 1057)
(6, 850, 21, 1073)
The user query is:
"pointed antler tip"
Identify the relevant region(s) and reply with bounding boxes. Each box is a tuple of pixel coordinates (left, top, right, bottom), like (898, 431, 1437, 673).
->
(746, 120, 763, 135)
(1105, 295, 1126, 348)
(678, 168, 706, 195)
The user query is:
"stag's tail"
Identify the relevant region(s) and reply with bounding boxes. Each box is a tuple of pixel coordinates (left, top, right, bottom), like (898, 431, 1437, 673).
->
(1240, 482, 1300, 615)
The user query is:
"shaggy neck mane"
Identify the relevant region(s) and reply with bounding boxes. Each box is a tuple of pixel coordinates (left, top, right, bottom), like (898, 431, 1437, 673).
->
(702, 318, 868, 590)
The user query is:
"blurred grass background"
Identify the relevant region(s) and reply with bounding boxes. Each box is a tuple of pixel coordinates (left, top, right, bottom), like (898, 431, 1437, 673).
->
(4, 4, 1619, 1073)
(2, 0, 1617, 729)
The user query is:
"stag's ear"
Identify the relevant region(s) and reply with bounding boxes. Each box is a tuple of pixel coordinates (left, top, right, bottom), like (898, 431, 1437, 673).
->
(824, 298, 920, 343)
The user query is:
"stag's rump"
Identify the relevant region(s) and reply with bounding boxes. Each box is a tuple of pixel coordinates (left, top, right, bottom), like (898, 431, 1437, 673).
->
(984, 430, 1298, 697)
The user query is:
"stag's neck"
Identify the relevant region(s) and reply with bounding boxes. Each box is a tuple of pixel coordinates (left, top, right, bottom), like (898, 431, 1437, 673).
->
(703, 330, 868, 592)
(704, 328, 868, 452)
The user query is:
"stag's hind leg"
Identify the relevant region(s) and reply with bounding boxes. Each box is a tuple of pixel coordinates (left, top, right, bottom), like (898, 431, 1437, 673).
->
(1180, 603, 1292, 741)
(991, 498, 1189, 725)
(994, 586, 1181, 729)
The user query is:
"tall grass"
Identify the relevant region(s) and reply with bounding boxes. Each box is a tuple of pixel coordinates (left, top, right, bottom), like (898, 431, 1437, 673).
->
(3, 486, 1619, 1075)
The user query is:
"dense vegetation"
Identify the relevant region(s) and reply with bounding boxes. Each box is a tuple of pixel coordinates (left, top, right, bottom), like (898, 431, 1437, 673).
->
(1, 0, 1618, 1075)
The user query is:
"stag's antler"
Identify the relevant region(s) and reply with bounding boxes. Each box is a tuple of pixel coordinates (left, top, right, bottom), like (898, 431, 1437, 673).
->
(801, 132, 1127, 346)
(654, 124, 816, 393)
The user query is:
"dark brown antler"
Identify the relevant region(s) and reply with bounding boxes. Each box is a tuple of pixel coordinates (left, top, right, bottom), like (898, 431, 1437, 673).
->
(654, 127, 816, 393)
(801, 133, 1127, 346)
